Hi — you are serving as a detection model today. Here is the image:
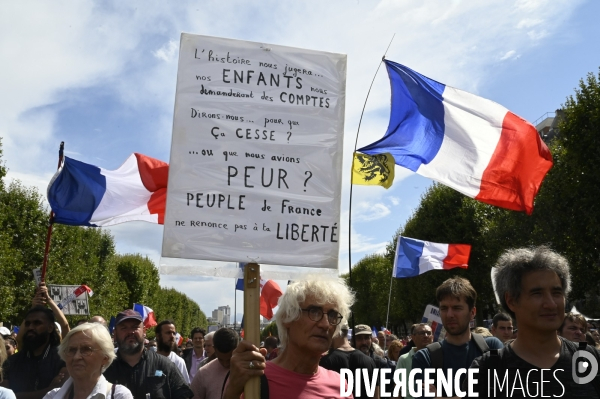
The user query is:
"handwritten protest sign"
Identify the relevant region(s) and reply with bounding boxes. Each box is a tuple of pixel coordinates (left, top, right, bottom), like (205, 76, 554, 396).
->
(162, 34, 347, 269)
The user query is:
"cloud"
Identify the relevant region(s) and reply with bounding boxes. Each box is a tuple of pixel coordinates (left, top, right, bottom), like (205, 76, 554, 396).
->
(500, 50, 518, 61)
(352, 202, 391, 222)
(153, 40, 179, 63)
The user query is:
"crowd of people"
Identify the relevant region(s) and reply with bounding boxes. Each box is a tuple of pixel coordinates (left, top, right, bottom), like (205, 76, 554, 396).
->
(1, 245, 599, 398)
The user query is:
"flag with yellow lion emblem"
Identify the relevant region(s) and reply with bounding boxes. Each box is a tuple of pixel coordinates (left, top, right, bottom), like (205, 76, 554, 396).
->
(351, 152, 395, 189)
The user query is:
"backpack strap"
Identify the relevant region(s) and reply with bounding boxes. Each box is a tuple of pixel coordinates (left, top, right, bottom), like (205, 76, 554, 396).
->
(220, 371, 269, 399)
(110, 383, 116, 399)
(426, 342, 443, 369)
(260, 373, 269, 399)
(221, 371, 230, 399)
(471, 333, 490, 354)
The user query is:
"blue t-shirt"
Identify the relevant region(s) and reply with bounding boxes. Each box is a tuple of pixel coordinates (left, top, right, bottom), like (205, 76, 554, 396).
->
(412, 336, 503, 397)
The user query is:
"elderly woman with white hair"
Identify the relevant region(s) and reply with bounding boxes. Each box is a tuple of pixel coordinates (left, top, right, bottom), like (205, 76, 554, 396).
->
(223, 278, 355, 398)
(43, 323, 132, 399)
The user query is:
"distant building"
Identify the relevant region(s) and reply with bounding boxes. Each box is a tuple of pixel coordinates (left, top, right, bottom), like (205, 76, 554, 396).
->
(211, 305, 232, 325)
(535, 109, 563, 143)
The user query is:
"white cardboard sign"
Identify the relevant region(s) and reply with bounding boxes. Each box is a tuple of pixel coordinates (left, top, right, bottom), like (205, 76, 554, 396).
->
(162, 34, 347, 269)
(48, 285, 90, 316)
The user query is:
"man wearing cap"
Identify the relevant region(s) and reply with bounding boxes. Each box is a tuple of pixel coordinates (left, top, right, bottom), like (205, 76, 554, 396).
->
(321, 322, 378, 398)
(103, 310, 193, 399)
(354, 324, 390, 369)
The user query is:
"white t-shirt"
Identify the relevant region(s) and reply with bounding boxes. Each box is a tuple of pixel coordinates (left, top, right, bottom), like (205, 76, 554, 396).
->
(43, 376, 132, 399)
(168, 351, 191, 384)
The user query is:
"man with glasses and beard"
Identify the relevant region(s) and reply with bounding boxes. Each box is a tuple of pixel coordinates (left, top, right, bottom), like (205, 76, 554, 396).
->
(1, 307, 67, 399)
(103, 310, 192, 399)
(155, 320, 190, 384)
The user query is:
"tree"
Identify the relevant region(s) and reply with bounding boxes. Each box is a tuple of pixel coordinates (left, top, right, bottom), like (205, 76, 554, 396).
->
(260, 321, 278, 340)
(529, 70, 600, 315)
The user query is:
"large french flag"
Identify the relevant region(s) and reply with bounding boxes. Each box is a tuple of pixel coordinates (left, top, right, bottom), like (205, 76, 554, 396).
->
(360, 60, 553, 215)
(133, 303, 157, 328)
(47, 153, 168, 226)
(393, 236, 471, 278)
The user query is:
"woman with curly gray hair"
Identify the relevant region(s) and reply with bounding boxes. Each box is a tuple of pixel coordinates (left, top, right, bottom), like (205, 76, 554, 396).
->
(43, 323, 132, 399)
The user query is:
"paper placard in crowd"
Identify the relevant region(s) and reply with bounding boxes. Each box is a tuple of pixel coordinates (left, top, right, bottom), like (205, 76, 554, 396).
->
(48, 285, 90, 315)
(32, 268, 42, 285)
(162, 34, 346, 270)
(421, 304, 447, 342)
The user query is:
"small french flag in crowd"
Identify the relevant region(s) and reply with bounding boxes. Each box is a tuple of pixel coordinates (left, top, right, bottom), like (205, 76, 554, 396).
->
(175, 332, 184, 347)
(47, 153, 168, 227)
(393, 236, 471, 278)
(359, 60, 553, 215)
(133, 303, 157, 328)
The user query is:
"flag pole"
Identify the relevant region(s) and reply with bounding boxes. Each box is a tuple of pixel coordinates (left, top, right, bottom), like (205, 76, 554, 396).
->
(243, 263, 260, 399)
(347, 35, 395, 328)
(41, 141, 64, 282)
(384, 265, 395, 349)
(234, 277, 237, 329)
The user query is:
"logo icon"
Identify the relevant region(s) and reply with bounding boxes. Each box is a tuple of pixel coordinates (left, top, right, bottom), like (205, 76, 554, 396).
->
(572, 350, 599, 385)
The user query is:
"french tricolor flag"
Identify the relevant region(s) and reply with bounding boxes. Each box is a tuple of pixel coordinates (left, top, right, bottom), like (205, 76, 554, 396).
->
(47, 153, 168, 226)
(393, 236, 471, 278)
(133, 303, 157, 328)
(360, 60, 553, 215)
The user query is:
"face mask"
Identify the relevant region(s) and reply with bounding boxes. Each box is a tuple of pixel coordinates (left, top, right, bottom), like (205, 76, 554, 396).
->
(149, 346, 157, 352)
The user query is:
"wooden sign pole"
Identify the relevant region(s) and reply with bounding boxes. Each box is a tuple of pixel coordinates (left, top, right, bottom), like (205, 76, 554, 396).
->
(243, 263, 260, 399)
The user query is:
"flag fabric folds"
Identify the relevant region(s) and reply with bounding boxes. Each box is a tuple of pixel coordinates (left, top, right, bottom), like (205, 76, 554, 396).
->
(47, 153, 168, 226)
(236, 269, 283, 320)
(351, 152, 395, 189)
(393, 236, 471, 278)
(259, 279, 283, 320)
(235, 263, 246, 291)
(133, 303, 157, 328)
(359, 60, 553, 214)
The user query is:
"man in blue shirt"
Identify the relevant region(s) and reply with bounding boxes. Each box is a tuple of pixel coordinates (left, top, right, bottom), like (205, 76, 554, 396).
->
(412, 277, 503, 397)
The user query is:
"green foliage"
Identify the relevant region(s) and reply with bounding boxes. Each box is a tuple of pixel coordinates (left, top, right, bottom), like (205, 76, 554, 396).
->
(0, 140, 208, 332)
(260, 321, 278, 341)
(115, 254, 160, 307)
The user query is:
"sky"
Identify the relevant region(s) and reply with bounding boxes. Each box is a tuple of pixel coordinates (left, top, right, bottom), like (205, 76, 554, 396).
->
(2, 0, 600, 325)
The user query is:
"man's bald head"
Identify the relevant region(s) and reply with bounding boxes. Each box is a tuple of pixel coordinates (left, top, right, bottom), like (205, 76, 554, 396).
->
(90, 315, 107, 327)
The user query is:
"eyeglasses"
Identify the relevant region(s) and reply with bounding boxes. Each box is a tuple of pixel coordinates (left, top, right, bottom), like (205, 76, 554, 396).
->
(301, 307, 343, 326)
(414, 331, 432, 336)
(203, 344, 213, 348)
(65, 346, 101, 357)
